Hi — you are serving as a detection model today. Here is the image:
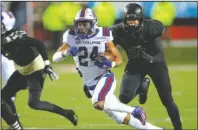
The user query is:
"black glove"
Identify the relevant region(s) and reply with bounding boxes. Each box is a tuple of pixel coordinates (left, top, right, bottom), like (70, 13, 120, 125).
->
(140, 50, 154, 63)
(44, 64, 59, 81)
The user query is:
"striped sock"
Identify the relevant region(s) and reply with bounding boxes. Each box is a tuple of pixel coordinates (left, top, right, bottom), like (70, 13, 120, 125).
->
(10, 121, 22, 130)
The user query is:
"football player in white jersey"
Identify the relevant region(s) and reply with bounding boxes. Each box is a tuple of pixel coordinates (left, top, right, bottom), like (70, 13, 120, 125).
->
(53, 8, 164, 129)
(1, 10, 16, 101)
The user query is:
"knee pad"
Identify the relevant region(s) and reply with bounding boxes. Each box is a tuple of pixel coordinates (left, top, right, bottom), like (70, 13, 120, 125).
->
(119, 94, 131, 104)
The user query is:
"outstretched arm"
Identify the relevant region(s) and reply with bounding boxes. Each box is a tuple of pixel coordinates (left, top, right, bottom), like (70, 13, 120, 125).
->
(52, 43, 70, 62)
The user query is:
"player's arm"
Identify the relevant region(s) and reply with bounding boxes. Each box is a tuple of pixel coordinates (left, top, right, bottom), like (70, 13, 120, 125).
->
(53, 29, 78, 62)
(25, 37, 50, 64)
(52, 43, 70, 62)
(106, 41, 122, 68)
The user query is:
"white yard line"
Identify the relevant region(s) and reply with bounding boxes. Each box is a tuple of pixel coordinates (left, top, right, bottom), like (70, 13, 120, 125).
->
(54, 64, 197, 73)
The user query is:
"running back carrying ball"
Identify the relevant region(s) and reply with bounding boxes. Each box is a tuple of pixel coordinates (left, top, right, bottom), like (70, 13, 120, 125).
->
(98, 52, 115, 61)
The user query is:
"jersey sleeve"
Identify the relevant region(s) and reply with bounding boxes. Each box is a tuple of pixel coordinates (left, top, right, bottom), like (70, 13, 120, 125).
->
(62, 29, 73, 46)
(149, 20, 165, 38)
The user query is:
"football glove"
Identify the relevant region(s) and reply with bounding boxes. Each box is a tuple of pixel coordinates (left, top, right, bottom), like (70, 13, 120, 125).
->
(94, 55, 114, 69)
(44, 60, 59, 81)
(140, 50, 154, 63)
(68, 47, 78, 56)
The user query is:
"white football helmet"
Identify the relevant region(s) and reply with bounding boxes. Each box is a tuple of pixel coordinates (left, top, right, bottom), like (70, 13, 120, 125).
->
(74, 8, 98, 38)
(1, 11, 16, 34)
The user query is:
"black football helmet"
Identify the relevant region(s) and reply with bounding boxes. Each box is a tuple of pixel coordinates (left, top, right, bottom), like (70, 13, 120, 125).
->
(123, 3, 145, 32)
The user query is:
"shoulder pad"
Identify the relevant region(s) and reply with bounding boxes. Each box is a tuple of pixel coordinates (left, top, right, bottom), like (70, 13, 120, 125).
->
(147, 20, 164, 38)
(110, 24, 123, 37)
(111, 24, 122, 33)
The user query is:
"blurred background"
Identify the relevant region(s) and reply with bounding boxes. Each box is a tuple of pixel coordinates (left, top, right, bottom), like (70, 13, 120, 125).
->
(2, 2, 197, 49)
(1, 1, 197, 129)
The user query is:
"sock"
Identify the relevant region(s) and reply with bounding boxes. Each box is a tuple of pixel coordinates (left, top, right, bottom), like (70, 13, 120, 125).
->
(145, 122, 163, 129)
(104, 108, 162, 129)
(104, 109, 127, 124)
(10, 121, 22, 130)
(53, 104, 66, 115)
(128, 115, 162, 129)
(104, 93, 135, 113)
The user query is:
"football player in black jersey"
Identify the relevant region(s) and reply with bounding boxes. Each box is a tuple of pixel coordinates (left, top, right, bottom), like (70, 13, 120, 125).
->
(1, 22, 78, 127)
(111, 3, 182, 130)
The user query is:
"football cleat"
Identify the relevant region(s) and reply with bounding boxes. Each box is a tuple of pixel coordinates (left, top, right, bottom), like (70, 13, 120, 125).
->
(131, 106, 146, 125)
(63, 109, 78, 126)
(139, 77, 150, 104)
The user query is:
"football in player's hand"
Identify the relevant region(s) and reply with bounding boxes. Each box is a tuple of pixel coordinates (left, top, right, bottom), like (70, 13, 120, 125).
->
(98, 52, 115, 61)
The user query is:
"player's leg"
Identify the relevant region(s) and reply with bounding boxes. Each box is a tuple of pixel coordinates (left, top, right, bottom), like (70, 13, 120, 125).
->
(119, 71, 145, 104)
(91, 72, 162, 129)
(1, 99, 23, 130)
(104, 107, 163, 129)
(149, 63, 182, 129)
(138, 77, 150, 104)
(26, 70, 78, 126)
(92, 73, 134, 113)
(1, 71, 26, 115)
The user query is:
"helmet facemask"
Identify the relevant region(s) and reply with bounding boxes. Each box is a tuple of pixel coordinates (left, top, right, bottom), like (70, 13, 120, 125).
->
(74, 19, 97, 39)
(123, 13, 143, 32)
(123, 3, 144, 33)
(74, 8, 98, 39)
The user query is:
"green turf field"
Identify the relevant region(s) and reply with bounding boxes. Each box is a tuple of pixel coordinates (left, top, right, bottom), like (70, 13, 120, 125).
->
(1, 63, 197, 129)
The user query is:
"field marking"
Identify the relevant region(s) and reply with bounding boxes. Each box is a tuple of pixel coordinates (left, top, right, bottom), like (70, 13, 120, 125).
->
(54, 64, 197, 73)
(12, 113, 198, 129)
(24, 116, 198, 130)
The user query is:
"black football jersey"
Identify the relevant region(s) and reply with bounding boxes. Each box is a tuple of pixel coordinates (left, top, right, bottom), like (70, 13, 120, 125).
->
(2, 32, 48, 66)
(111, 19, 165, 63)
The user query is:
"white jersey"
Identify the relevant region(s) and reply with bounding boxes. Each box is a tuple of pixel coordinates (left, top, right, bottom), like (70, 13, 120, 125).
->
(63, 27, 113, 86)
(1, 11, 16, 84)
(2, 11, 16, 31)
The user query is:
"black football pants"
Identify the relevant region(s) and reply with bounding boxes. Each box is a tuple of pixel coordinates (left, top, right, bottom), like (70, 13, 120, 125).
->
(119, 62, 182, 129)
(1, 70, 65, 116)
